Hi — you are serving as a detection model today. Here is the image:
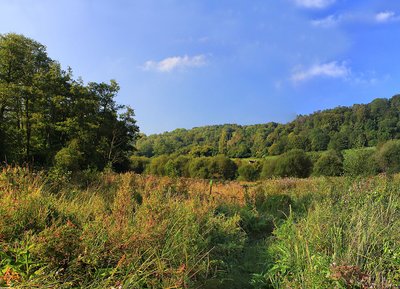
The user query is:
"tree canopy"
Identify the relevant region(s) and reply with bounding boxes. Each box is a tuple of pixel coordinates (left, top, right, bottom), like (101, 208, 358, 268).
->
(0, 33, 139, 171)
(135, 95, 400, 159)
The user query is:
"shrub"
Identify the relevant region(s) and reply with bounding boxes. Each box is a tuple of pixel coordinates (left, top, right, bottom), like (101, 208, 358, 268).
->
(208, 155, 237, 180)
(375, 140, 400, 174)
(274, 149, 312, 178)
(238, 162, 261, 181)
(261, 158, 278, 179)
(130, 156, 150, 174)
(188, 157, 210, 179)
(343, 148, 379, 176)
(165, 155, 190, 178)
(148, 155, 169, 176)
(313, 150, 343, 176)
(188, 156, 238, 180)
(54, 140, 83, 171)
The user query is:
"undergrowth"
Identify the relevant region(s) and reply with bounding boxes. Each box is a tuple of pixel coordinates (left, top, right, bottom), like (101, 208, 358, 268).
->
(0, 166, 399, 288)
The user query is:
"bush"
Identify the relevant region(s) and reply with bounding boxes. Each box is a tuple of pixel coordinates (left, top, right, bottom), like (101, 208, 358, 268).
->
(313, 150, 343, 176)
(148, 155, 170, 176)
(54, 140, 83, 171)
(188, 157, 210, 179)
(130, 156, 150, 174)
(261, 158, 278, 179)
(375, 140, 400, 174)
(165, 155, 190, 178)
(274, 149, 312, 178)
(343, 148, 379, 176)
(238, 162, 261, 181)
(208, 155, 237, 180)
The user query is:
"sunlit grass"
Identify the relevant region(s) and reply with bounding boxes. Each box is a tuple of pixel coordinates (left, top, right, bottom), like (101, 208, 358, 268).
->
(0, 167, 399, 288)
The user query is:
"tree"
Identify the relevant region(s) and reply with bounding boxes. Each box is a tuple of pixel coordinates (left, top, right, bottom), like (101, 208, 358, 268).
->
(0, 33, 52, 162)
(148, 155, 170, 176)
(218, 128, 230, 155)
(54, 139, 83, 171)
(328, 132, 349, 151)
(310, 129, 330, 151)
(165, 155, 190, 178)
(0, 33, 139, 171)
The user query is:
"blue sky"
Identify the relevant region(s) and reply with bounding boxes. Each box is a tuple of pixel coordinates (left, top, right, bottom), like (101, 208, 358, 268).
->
(1, 0, 400, 134)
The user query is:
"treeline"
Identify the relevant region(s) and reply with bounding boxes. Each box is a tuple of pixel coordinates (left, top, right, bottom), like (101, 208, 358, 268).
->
(0, 34, 138, 171)
(136, 95, 400, 158)
(131, 139, 400, 180)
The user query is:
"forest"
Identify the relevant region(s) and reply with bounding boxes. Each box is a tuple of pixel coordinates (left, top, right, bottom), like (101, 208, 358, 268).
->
(0, 34, 399, 289)
(132, 94, 400, 181)
(135, 95, 400, 158)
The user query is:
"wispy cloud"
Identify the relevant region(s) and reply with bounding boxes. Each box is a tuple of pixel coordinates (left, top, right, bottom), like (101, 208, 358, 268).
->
(291, 61, 350, 82)
(294, 0, 335, 9)
(143, 55, 207, 72)
(311, 14, 340, 27)
(375, 11, 399, 23)
(312, 11, 400, 27)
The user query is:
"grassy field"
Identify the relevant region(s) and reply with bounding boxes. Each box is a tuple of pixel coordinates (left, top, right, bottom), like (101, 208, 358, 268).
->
(0, 166, 399, 288)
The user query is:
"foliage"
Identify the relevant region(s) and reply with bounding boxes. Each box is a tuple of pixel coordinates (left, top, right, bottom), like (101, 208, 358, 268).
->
(188, 157, 211, 179)
(238, 162, 261, 181)
(261, 158, 278, 179)
(343, 148, 379, 176)
(54, 139, 83, 171)
(274, 149, 312, 178)
(208, 155, 238, 180)
(375, 140, 400, 174)
(147, 155, 169, 176)
(135, 95, 400, 159)
(0, 33, 139, 170)
(313, 150, 343, 176)
(129, 156, 150, 174)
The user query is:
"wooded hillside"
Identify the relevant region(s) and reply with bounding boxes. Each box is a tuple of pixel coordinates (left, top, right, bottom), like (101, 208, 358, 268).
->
(136, 95, 400, 158)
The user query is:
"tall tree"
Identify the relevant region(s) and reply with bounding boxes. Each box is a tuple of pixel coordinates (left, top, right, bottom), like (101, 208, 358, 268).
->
(0, 33, 139, 170)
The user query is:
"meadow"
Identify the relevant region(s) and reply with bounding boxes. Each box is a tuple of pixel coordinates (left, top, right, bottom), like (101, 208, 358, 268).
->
(0, 166, 399, 288)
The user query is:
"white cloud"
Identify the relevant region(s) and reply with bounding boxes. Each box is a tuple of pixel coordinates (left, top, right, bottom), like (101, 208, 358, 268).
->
(375, 11, 398, 23)
(311, 15, 340, 27)
(312, 11, 400, 27)
(143, 54, 207, 72)
(294, 0, 335, 9)
(291, 61, 350, 82)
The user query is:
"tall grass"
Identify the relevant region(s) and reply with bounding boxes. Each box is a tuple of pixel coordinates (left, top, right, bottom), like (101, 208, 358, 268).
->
(0, 167, 399, 288)
(253, 176, 400, 288)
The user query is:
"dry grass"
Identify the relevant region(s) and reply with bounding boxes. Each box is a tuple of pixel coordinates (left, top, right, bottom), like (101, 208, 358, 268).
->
(0, 167, 399, 288)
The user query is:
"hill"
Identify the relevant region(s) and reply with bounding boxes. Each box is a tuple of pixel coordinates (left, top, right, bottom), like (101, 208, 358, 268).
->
(136, 95, 400, 158)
